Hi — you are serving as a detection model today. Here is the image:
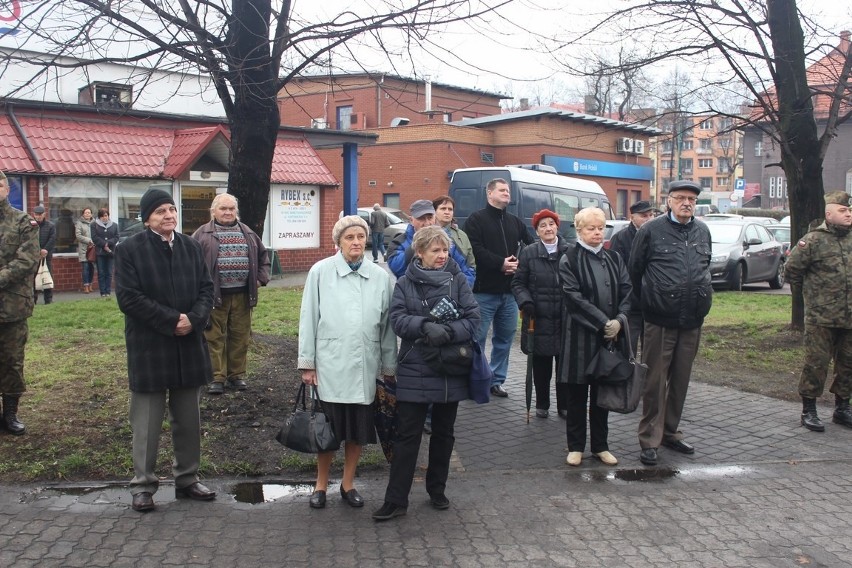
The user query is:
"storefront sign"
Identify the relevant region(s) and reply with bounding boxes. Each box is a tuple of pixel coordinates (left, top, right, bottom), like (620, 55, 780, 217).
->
(543, 155, 654, 181)
(270, 185, 320, 249)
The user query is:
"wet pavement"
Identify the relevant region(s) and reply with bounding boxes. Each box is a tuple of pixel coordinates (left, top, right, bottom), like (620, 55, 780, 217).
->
(6, 276, 851, 567)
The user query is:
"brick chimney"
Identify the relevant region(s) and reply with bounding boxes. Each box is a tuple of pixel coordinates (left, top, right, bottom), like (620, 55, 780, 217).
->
(841, 30, 850, 53)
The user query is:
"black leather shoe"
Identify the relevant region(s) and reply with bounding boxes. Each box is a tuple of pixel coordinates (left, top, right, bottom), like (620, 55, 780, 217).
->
(175, 482, 216, 501)
(131, 492, 155, 512)
(639, 448, 658, 465)
(557, 410, 568, 420)
(340, 486, 364, 507)
(490, 385, 508, 398)
(663, 439, 695, 454)
(207, 382, 224, 395)
(227, 378, 248, 391)
(429, 494, 450, 510)
(309, 490, 326, 509)
(372, 501, 407, 521)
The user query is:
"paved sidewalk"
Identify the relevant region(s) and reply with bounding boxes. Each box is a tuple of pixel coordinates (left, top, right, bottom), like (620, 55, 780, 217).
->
(12, 276, 852, 566)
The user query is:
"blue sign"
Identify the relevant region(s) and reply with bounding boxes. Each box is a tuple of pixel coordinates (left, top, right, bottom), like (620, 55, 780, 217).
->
(734, 178, 745, 190)
(543, 155, 654, 181)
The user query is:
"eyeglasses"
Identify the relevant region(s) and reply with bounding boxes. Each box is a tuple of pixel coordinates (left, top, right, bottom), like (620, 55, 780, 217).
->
(669, 195, 698, 203)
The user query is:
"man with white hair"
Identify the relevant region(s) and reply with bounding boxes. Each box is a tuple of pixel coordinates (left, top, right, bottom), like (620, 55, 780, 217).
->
(192, 193, 270, 395)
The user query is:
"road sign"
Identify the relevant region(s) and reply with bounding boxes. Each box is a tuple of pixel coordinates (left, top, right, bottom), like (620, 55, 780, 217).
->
(729, 192, 740, 201)
(734, 178, 746, 191)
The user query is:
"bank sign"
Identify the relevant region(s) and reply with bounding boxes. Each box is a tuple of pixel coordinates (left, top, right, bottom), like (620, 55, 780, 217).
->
(543, 155, 654, 181)
(0, 1, 21, 36)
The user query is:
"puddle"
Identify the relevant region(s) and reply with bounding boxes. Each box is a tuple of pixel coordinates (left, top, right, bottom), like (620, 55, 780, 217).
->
(580, 465, 754, 484)
(231, 482, 314, 504)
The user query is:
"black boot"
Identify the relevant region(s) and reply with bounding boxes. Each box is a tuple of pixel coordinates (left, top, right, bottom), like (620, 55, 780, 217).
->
(801, 397, 825, 432)
(2, 395, 26, 435)
(833, 395, 852, 428)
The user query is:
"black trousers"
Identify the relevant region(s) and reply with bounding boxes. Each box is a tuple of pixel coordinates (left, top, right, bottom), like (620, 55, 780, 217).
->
(532, 355, 567, 411)
(565, 383, 609, 453)
(384, 400, 458, 507)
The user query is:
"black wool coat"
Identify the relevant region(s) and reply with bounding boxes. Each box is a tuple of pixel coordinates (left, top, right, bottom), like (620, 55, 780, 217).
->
(557, 244, 632, 385)
(115, 229, 214, 392)
(511, 237, 570, 357)
(391, 258, 481, 404)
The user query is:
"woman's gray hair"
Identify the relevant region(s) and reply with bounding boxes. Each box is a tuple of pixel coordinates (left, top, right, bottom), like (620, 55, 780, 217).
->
(574, 207, 606, 231)
(412, 225, 450, 254)
(332, 215, 369, 246)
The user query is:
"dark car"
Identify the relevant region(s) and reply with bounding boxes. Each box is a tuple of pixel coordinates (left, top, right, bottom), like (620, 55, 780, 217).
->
(354, 207, 408, 248)
(708, 220, 785, 290)
(766, 224, 792, 255)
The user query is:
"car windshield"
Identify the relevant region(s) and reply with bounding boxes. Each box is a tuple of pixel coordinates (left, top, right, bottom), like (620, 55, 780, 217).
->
(707, 223, 743, 244)
(386, 211, 405, 224)
(769, 227, 790, 242)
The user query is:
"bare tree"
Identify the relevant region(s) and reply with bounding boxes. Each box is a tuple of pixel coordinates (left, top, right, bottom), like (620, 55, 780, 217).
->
(553, 0, 852, 329)
(4, 0, 507, 233)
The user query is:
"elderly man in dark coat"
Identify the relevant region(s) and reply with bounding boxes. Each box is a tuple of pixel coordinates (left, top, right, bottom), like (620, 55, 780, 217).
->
(116, 188, 216, 512)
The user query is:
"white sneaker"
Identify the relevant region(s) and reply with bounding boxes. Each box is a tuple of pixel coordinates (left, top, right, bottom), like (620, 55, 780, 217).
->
(566, 452, 582, 466)
(594, 451, 618, 466)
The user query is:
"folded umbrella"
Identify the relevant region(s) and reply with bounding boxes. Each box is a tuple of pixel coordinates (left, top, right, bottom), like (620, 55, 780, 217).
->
(525, 317, 535, 424)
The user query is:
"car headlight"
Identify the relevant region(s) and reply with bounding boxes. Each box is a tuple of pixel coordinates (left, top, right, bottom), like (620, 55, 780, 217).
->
(711, 254, 728, 263)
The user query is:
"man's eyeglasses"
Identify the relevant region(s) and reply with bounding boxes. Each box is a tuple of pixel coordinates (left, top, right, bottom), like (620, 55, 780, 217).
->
(669, 195, 698, 203)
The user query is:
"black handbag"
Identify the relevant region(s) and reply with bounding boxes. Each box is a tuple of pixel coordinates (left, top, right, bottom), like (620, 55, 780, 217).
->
(276, 384, 340, 453)
(419, 341, 475, 376)
(585, 339, 633, 384)
(596, 315, 649, 414)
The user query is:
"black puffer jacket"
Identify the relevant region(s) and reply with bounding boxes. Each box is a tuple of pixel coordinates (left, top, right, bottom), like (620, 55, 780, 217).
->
(511, 237, 569, 356)
(390, 258, 481, 403)
(628, 214, 713, 330)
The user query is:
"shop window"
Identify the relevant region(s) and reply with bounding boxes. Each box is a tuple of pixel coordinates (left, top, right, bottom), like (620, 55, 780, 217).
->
(47, 177, 109, 254)
(116, 180, 173, 239)
(181, 186, 220, 236)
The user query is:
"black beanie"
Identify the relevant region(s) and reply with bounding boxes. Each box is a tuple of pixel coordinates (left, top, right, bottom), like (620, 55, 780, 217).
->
(140, 188, 175, 222)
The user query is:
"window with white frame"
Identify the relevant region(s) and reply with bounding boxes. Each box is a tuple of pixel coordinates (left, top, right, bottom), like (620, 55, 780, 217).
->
(699, 119, 713, 130)
(699, 177, 713, 189)
(717, 177, 730, 187)
(680, 139, 694, 150)
(754, 140, 763, 156)
(662, 160, 673, 170)
(698, 159, 713, 168)
(47, 177, 110, 254)
(699, 139, 713, 151)
(769, 176, 775, 198)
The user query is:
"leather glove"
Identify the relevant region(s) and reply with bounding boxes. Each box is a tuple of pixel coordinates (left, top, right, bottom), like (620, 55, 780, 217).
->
(520, 303, 535, 319)
(603, 319, 621, 340)
(423, 322, 451, 346)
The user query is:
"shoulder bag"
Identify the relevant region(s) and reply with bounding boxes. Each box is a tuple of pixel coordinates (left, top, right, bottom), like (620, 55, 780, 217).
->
(86, 243, 96, 263)
(595, 315, 648, 414)
(468, 340, 492, 404)
(276, 384, 340, 453)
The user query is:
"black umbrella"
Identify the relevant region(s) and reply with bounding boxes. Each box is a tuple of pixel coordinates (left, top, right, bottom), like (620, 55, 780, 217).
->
(373, 378, 398, 463)
(525, 317, 535, 424)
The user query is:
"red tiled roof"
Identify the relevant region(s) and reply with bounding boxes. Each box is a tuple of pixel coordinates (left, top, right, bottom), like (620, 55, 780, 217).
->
(163, 126, 228, 178)
(750, 31, 852, 121)
(271, 138, 338, 185)
(0, 113, 339, 186)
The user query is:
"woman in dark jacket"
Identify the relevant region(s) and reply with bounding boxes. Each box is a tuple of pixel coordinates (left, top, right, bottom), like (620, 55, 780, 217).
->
(558, 207, 632, 467)
(373, 226, 481, 521)
(91, 208, 120, 297)
(512, 209, 569, 419)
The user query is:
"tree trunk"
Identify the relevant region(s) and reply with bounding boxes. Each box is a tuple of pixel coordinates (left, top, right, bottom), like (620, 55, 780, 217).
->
(767, 0, 825, 330)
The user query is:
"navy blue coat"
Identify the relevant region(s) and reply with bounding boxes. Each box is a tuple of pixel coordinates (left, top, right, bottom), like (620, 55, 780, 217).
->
(116, 229, 214, 392)
(390, 258, 481, 403)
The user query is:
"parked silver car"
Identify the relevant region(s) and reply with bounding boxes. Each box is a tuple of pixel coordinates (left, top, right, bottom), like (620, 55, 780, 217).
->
(708, 220, 785, 290)
(354, 207, 409, 248)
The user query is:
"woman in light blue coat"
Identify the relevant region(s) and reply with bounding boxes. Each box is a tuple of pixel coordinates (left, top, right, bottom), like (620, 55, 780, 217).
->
(298, 215, 397, 510)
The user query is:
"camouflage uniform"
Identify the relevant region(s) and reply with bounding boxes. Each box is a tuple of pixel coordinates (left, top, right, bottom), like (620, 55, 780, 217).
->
(785, 191, 852, 430)
(0, 184, 41, 435)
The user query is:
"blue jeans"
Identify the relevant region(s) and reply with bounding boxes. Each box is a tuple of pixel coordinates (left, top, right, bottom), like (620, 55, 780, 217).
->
(96, 255, 114, 295)
(371, 231, 386, 261)
(474, 293, 519, 386)
(81, 261, 94, 286)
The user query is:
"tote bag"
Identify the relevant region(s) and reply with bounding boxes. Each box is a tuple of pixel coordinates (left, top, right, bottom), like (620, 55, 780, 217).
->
(34, 259, 54, 291)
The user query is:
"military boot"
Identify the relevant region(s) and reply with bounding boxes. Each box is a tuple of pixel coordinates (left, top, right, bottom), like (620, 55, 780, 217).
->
(801, 397, 825, 432)
(832, 395, 852, 428)
(2, 395, 26, 435)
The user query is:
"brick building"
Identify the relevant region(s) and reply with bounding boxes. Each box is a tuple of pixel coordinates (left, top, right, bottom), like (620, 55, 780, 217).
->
(0, 98, 374, 291)
(280, 75, 659, 219)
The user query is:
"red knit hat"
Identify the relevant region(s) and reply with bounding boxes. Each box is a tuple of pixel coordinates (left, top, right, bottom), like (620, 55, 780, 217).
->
(532, 209, 560, 228)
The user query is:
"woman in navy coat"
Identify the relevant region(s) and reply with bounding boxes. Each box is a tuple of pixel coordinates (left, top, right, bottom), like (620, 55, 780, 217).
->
(373, 226, 480, 521)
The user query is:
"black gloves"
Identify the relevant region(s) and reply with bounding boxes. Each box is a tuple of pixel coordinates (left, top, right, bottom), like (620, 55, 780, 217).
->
(520, 303, 535, 319)
(422, 322, 451, 346)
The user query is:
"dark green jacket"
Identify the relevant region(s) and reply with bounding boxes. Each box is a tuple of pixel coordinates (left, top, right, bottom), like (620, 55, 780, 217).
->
(0, 199, 40, 322)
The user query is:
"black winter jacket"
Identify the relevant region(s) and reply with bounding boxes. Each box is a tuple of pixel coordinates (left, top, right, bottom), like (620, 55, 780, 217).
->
(511, 237, 569, 356)
(390, 258, 481, 404)
(628, 214, 713, 330)
(36, 219, 56, 258)
(91, 221, 119, 257)
(608, 223, 641, 313)
(464, 204, 533, 294)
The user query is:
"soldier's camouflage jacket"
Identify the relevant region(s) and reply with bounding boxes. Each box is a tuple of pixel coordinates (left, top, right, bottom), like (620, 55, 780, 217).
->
(785, 221, 852, 328)
(0, 198, 40, 322)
